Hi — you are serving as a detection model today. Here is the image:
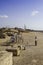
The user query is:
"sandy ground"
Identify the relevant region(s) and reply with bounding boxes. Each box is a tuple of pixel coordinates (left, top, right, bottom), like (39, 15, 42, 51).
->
(0, 32, 43, 65)
(13, 32, 43, 65)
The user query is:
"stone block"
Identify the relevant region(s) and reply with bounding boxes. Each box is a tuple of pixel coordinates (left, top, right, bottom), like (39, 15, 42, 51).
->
(6, 47, 20, 56)
(0, 51, 13, 65)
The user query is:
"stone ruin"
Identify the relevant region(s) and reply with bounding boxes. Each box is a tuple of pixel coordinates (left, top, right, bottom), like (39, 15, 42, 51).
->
(6, 47, 20, 56)
(0, 51, 13, 65)
(14, 33, 23, 43)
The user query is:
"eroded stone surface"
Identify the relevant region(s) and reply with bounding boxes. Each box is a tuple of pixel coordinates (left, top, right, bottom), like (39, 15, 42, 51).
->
(0, 51, 12, 65)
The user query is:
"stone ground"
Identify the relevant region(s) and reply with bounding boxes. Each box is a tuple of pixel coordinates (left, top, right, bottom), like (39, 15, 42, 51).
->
(13, 32, 43, 65)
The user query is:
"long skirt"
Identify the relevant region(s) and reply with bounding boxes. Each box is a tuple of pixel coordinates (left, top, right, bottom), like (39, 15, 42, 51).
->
(35, 41, 37, 46)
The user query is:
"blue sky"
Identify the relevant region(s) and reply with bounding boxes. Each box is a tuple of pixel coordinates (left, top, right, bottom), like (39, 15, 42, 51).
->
(0, 0, 43, 30)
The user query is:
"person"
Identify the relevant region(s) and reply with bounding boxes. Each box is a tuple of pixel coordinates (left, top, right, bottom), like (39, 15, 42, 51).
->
(35, 36, 37, 46)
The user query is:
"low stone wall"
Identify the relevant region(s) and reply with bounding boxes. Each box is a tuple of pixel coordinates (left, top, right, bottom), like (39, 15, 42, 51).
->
(6, 47, 20, 56)
(0, 51, 13, 65)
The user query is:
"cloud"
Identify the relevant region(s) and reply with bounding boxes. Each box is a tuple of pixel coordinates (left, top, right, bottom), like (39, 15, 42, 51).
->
(31, 10, 39, 16)
(0, 15, 8, 18)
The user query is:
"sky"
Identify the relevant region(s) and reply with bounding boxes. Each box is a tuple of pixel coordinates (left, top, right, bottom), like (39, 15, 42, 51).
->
(0, 0, 43, 30)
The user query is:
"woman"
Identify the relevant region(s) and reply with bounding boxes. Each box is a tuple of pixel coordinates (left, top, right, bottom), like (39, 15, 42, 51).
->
(35, 36, 37, 46)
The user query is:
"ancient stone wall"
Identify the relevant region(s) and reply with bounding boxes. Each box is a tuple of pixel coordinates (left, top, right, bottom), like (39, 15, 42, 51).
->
(0, 51, 12, 65)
